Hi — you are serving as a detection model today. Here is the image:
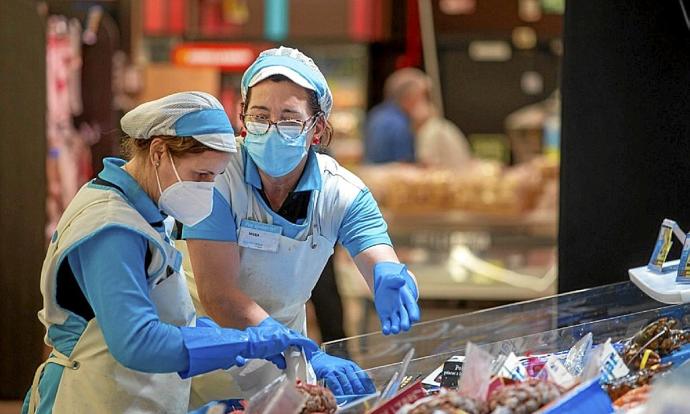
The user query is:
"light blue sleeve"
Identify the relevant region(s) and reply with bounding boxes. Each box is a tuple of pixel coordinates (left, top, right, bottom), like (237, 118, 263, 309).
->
(337, 189, 392, 257)
(67, 227, 189, 373)
(182, 188, 238, 242)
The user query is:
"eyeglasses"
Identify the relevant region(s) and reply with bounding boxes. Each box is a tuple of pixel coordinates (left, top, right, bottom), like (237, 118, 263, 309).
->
(240, 112, 322, 141)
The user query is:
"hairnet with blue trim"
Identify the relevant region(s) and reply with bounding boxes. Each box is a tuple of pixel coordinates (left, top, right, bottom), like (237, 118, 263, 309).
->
(241, 47, 333, 117)
(120, 91, 237, 153)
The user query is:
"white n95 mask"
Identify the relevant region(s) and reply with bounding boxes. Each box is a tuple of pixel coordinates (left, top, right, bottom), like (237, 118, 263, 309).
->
(155, 152, 214, 226)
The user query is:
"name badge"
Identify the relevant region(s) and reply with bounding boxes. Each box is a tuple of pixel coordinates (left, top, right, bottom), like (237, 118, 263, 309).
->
(238, 219, 282, 252)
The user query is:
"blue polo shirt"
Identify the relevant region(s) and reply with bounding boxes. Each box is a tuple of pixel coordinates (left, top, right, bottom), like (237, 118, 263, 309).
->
(364, 102, 415, 164)
(25, 158, 189, 414)
(183, 148, 392, 257)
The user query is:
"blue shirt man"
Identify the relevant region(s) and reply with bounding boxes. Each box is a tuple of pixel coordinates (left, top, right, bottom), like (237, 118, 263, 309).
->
(364, 102, 415, 163)
(363, 67, 432, 164)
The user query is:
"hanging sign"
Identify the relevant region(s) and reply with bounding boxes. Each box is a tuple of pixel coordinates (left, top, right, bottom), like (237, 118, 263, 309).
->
(171, 43, 268, 72)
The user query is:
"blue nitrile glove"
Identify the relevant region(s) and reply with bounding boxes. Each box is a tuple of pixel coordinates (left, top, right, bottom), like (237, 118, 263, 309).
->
(178, 317, 319, 378)
(196, 317, 248, 367)
(373, 262, 421, 335)
(257, 316, 316, 369)
(188, 399, 244, 414)
(311, 350, 376, 396)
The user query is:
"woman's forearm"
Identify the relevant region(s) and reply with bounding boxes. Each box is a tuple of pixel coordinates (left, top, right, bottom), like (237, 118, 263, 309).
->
(186, 239, 269, 328)
(353, 244, 400, 292)
(200, 285, 268, 328)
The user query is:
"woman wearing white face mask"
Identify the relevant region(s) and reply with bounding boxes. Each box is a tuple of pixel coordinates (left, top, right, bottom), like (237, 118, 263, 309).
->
(181, 48, 422, 403)
(23, 91, 318, 414)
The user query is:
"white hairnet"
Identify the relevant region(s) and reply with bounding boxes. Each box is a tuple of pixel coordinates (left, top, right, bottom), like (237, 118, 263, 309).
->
(120, 91, 236, 152)
(241, 47, 333, 117)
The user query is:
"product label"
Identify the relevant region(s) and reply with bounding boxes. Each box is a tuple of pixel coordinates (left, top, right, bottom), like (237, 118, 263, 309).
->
(543, 355, 576, 389)
(421, 364, 444, 389)
(598, 340, 629, 382)
(440, 356, 465, 389)
(677, 233, 690, 284)
(496, 352, 528, 382)
(648, 221, 675, 272)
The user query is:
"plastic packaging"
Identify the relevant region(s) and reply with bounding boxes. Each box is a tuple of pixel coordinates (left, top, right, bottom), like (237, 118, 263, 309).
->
(336, 391, 381, 413)
(563, 333, 593, 378)
(284, 346, 310, 382)
(245, 374, 307, 414)
(542, 354, 576, 389)
(495, 352, 528, 382)
(457, 342, 493, 401)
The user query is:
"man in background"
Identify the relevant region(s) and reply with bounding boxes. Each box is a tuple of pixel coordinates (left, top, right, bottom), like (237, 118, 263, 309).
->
(412, 93, 473, 170)
(364, 67, 472, 169)
(364, 68, 431, 164)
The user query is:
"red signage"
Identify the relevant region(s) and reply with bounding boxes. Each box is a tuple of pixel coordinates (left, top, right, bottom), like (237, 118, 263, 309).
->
(171, 43, 270, 72)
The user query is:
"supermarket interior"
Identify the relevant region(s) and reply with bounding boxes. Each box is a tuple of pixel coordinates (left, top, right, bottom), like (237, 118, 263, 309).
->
(1, 0, 690, 413)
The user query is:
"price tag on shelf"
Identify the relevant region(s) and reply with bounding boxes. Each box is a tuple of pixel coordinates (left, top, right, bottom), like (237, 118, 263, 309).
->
(677, 234, 690, 284)
(647, 219, 685, 273)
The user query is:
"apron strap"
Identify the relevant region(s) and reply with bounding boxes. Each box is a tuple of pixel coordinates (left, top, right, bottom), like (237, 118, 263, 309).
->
(28, 349, 79, 414)
(309, 190, 322, 249)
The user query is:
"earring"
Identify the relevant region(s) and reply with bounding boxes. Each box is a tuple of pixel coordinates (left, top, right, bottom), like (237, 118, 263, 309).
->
(240, 130, 247, 137)
(313, 136, 321, 145)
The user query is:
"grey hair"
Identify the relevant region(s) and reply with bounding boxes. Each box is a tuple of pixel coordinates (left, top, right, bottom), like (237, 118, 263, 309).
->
(383, 68, 431, 103)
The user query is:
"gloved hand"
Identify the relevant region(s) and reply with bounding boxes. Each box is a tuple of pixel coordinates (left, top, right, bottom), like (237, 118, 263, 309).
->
(179, 317, 318, 378)
(257, 316, 310, 369)
(373, 262, 421, 335)
(311, 350, 376, 396)
(196, 317, 248, 367)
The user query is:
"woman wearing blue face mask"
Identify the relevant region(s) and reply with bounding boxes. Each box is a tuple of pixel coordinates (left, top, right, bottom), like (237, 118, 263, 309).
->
(23, 91, 318, 414)
(181, 48, 422, 402)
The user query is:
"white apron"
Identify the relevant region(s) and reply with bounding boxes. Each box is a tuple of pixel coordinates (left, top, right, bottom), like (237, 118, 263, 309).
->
(187, 151, 365, 407)
(29, 183, 195, 414)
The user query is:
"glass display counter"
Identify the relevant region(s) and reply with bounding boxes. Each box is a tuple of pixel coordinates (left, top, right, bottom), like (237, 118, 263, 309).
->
(335, 210, 558, 306)
(323, 282, 666, 371)
(349, 300, 689, 392)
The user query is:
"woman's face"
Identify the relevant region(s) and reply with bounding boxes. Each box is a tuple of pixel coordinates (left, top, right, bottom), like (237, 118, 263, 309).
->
(244, 79, 322, 150)
(150, 139, 231, 192)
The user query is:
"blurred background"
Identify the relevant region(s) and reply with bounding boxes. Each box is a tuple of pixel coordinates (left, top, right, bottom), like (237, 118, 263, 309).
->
(2, 0, 689, 408)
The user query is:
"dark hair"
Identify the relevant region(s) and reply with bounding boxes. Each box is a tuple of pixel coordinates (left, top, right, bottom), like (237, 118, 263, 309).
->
(244, 74, 334, 146)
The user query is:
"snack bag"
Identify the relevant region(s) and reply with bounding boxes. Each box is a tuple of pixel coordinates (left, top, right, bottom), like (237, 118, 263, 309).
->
(564, 333, 593, 378)
(542, 354, 577, 389)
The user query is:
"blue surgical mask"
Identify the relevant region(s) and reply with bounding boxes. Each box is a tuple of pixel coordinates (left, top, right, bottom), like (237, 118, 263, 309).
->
(244, 129, 308, 177)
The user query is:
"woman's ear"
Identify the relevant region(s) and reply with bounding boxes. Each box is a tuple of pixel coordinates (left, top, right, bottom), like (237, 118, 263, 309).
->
(149, 138, 167, 167)
(312, 116, 326, 144)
